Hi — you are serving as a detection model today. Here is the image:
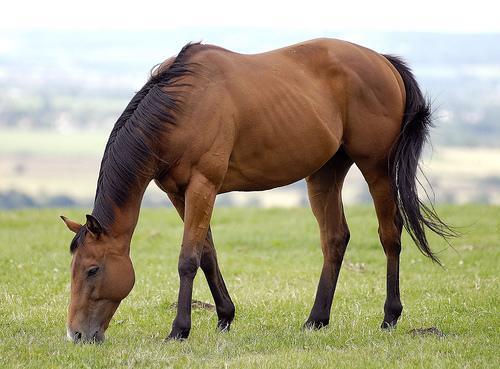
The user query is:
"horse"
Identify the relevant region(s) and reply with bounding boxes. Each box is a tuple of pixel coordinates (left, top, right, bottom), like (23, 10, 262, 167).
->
(60, 38, 454, 342)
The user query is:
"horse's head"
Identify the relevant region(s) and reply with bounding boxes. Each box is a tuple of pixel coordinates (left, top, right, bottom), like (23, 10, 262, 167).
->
(61, 215, 135, 343)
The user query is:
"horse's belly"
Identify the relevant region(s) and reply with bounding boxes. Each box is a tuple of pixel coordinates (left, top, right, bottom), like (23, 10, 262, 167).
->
(219, 119, 341, 193)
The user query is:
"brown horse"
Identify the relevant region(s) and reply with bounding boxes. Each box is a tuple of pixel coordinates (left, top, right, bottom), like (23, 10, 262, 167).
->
(61, 38, 453, 342)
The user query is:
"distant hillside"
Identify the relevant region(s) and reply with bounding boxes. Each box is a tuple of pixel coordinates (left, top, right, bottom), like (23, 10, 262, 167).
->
(0, 29, 499, 146)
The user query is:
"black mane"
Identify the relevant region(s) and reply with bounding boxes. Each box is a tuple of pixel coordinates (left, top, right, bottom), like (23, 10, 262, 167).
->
(70, 226, 87, 253)
(89, 42, 199, 233)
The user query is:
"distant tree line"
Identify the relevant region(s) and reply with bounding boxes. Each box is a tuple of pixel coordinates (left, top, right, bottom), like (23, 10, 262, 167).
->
(0, 190, 78, 209)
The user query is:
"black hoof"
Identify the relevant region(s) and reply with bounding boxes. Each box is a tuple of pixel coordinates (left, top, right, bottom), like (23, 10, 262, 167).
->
(303, 319, 329, 330)
(217, 319, 232, 332)
(166, 328, 190, 341)
(381, 320, 397, 330)
(215, 304, 235, 332)
(382, 302, 402, 330)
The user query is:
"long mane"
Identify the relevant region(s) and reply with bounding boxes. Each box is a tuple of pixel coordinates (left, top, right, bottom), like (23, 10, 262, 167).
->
(91, 42, 199, 231)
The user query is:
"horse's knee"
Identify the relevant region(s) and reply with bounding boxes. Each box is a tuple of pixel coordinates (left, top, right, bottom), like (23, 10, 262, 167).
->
(178, 255, 199, 278)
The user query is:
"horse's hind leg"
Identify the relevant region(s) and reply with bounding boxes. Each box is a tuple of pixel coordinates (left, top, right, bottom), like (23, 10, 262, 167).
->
(168, 193, 235, 332)
(357, 162, 403, 329)
(304, 149, 353, 329)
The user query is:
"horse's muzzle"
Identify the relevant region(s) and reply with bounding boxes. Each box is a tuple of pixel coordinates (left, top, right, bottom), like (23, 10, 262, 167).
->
(67, 326, 105, 344)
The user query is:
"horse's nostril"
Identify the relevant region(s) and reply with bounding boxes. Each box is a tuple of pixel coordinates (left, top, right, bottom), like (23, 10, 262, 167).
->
(74, 331, 82, 341)
(92, 331, 104, 343)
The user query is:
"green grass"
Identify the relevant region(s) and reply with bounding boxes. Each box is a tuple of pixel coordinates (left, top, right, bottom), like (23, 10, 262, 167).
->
(0, 206, 498, 368)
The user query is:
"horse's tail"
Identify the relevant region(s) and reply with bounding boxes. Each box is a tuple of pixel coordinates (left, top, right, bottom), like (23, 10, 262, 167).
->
(383, 55, 456, 265)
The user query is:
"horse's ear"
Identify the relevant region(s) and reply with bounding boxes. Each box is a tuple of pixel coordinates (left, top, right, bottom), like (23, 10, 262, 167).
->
(85, 214, 103, 238)
(60, 215, 82, 233)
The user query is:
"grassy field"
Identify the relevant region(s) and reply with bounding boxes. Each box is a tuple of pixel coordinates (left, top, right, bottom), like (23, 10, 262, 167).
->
(0, 206, 498, 368)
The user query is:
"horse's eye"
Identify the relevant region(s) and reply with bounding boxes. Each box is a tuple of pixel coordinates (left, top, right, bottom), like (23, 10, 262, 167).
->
(86, 266, 100, 278)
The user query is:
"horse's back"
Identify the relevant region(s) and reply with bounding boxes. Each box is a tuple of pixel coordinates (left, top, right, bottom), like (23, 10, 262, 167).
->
(167, 39, 405, 192)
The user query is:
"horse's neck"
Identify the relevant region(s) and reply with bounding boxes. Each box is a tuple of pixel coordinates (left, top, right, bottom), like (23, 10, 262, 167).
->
(111, 190, 145, 239)
(94, 174, 151, 241)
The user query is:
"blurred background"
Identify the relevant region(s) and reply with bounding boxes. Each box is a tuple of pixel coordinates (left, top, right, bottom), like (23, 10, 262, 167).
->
(1, 0, 499, 209)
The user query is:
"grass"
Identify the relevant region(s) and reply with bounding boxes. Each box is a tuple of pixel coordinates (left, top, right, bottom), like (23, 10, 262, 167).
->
(0, 205, 498, 368)
(0, 128, 107, 156)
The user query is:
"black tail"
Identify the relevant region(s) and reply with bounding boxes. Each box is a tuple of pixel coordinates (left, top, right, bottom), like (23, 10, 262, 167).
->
(384, 55, 456, 265)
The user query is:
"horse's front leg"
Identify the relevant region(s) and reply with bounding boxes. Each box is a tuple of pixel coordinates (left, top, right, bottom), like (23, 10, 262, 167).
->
(167, 172, 217, 340)
(167, 192, 235, 332)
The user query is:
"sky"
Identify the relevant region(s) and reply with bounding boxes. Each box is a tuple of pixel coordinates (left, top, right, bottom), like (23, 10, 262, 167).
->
(1, 0, 499, 33)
